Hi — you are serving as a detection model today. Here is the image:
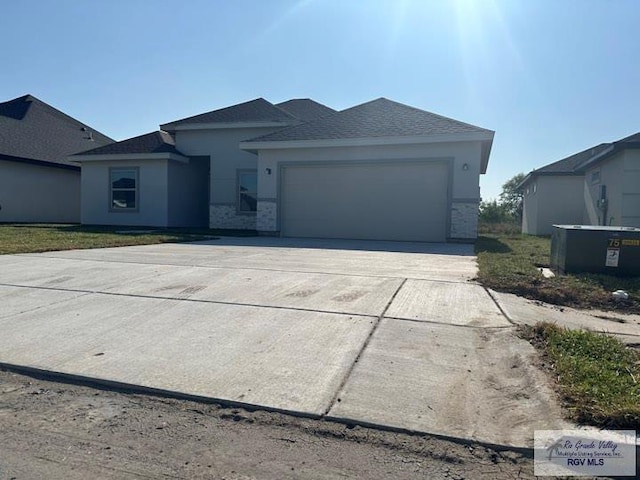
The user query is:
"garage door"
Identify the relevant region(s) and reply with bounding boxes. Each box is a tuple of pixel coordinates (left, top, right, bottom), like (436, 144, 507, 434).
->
(281, 161, 449, 242)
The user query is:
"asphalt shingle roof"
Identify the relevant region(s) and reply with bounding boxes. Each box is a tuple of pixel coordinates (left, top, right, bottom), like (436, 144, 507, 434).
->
(0, 94, 114, 168)
(73, 131, 183, 156)
(162, 98, 297, 127)
(532, 143, 612, 175)
(244, 98, 493, 143)
(521, 130, 640, 187)
(615, 131, 640, 144)
(275, 99, 336, 122)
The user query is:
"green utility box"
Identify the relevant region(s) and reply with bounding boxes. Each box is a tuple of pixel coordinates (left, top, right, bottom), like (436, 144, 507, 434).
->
(550, 225, 640, 276)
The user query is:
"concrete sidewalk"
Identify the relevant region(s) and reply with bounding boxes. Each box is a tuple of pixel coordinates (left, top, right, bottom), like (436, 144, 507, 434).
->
(0, 238, 569, 448)
(490, 289, 640, 345)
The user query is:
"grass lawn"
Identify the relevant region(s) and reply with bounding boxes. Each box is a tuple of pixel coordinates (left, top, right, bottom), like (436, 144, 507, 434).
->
(475, 233, 640, 314)
(0, 224, 255, 255)
(522, 323, 640, 429)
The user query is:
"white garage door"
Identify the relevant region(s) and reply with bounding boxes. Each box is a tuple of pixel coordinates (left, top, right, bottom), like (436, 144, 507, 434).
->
(281, 161, 449, 242)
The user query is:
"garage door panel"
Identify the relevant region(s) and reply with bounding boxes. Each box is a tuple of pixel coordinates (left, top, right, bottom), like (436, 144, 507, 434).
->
(281, 162, 448, 242)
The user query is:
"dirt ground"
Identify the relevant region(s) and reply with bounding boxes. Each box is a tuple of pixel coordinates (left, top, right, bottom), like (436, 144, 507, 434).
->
(0, 368, 538, 479)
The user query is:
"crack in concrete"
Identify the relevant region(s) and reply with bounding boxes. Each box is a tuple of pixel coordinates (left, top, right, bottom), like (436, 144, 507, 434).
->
(384, 316, 514, 329)
(322, 278, 408, 417)
(0, 290, 92, 321)
(483, 287, 517, 326)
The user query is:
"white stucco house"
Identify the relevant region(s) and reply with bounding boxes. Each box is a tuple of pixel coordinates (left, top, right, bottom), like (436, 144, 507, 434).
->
(520, 133, 640, 235)
(0, 95, 113, 223)
(72, 97, 494, 242)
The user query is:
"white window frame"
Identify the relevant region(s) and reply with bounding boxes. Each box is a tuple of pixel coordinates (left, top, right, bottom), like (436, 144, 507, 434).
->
(109, 167, 139, 212)
(237, 169, 257, 214)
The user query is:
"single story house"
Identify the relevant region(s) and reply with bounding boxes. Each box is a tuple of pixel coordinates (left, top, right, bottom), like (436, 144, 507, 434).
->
(0, 94, 113, 223)
(72, 97, 494, 242)
(520, 132, 640, 235)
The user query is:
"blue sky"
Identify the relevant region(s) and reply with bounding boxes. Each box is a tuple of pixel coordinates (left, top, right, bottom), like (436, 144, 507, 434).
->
(2, 0, 639, 200)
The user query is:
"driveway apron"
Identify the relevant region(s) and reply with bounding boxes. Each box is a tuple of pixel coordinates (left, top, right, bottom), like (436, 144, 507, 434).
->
(0, 238, 567, 447)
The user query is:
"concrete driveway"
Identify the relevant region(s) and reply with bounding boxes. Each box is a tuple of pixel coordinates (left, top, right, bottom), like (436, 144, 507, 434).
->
(0, 237, 566, 448)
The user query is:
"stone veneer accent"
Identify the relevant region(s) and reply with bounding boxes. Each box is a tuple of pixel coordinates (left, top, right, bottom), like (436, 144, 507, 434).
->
(450, 201, 479, 239)
(209, 205, 256, 230)
(257, 200, 277, 232)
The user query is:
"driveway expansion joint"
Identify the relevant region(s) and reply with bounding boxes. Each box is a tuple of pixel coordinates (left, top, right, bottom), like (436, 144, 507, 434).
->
(322, 278, 408, 416)
(483, 287, 516, 326)
(3, 241, 513, 445)
(384, 316, 516, 329)
(0, 282, 377, 320)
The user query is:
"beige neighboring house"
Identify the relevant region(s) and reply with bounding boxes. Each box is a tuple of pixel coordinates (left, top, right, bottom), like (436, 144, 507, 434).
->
(520, 133, 640, 235)
(73, 97, 494, 242)
(0, 95, 113, 223)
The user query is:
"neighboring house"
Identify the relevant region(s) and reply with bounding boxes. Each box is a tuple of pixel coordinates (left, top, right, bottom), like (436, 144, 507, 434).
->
(0, 94, 113, 223)
(73, 97, 494, 242)
(520, 133, 640, 235)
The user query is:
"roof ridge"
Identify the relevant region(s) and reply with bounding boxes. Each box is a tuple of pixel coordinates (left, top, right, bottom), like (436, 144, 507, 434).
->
(521, 142, 613, 187)
(273, 98, 337, 123)
(559, 142, 611, 168)
(125, 130, 167, 142)
(242, 97, 493, 144)
(0, 94, 114, 166)
(277, 98, 314, 103)
(10, 94, 114, 142)
(335, 97, 385, 113)
(271, 101, 303, 121)
(0, 94, 35, 105)
(614, 131, 640, 143)
(71, 130, 182, 157)
(162, 97, 298, 127)
(374, 97, 494, 133)
(329, 97, 492, 133)
(244, 105, 343, 143)
(260, 98, 298, 121)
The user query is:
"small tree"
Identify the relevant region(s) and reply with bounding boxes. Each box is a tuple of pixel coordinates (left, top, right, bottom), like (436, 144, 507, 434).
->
(479, 200, 511, 224)
(499, 173, 525, 220)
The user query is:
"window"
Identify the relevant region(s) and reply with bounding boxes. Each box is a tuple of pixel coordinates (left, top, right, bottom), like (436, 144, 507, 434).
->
(237, 170, 257, 213)
(110, 168, 138, 210)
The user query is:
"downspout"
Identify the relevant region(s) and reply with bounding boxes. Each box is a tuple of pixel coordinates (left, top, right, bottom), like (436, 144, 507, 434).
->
(598, 185, 608, 226)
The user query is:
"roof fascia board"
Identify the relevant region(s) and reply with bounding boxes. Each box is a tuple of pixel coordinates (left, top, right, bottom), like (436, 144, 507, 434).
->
(240, 131, 494, 151)
(161, 121, 293, 132)
(577, 143, 640, 171)
(535, 171, 585, 177)
(70, 152, 189, 163)
(0, 153, 80, 171)
(517, 142, 631, 189)
(516, 170, 584, 189)
(518, 171, 585, 190)
(516, 174, 532, 190)
(480, 139, 492, 174)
